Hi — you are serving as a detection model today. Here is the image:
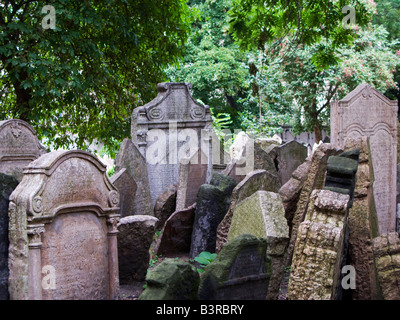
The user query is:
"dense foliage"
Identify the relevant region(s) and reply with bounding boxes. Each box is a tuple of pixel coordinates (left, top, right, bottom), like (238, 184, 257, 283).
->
(0, 0, 193, 153)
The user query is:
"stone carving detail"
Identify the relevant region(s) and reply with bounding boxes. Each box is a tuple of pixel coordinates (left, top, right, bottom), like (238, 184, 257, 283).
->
(8, 150, 120, 300)
(10, 122, 22, 138)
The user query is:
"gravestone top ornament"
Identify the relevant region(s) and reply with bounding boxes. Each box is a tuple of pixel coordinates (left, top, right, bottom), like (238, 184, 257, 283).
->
(8, 150, 120, 300)
(330, 83, 398, 234)
(0, 119, 46, 181)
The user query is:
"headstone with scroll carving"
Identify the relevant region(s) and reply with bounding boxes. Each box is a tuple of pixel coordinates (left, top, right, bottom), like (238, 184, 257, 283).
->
(8, 150, 120, 300)
(131, 82, 213, 205)
(0, 119, 46, 181)
(331, 83, 398, 234)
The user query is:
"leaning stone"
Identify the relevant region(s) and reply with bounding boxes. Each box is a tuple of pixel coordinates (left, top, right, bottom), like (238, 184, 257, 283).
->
(117, 215, 158, 284)
(153, 184, 177, 230)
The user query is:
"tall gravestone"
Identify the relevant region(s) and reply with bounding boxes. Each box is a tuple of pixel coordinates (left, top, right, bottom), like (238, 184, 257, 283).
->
(331, 83, 398, 234)
(8, 150, 120, 300)
(131, 82, 213, 205)
(0, 119, 46, 181)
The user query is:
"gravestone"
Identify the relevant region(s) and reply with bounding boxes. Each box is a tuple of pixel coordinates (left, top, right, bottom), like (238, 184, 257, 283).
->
(117, 215, 158, 283)
(0, 119, 46, 181)
(0, 173, 19, 300)
(287, 190, 351, 300)
(176, 149, 208, 211)
(110, 168, 137, 217)
(131, 82, 213, 206)
(198, 234, 270, 300)
(8, 150, 120, 300)
(189, 174, 237, 259)
(344, 137, 380, 300)
(216, 169, 281, 253)
(373, 232, 400, 300)
(226, 190, 289, 299)
(285, 143, 342, 267)
(268, 140, 307, 185)
(331, 83, 398, 234)
(155, 203, 196, 256)
(139, 258, 200, 300)
(115, 138, 153, 216)
(153, 184, 177, 230)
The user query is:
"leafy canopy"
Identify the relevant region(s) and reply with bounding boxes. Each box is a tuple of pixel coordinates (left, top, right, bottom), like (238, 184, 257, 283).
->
(0, 0, 193, 154)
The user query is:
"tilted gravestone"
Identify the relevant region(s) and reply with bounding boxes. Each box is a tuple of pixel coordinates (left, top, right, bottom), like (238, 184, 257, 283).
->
(114, 138, 153, 216)
(216, 169, 281, 253)
(0, 173, 19, 300)
(0, 119, 46, 181)
(267, 140, 307, 186)
(131, 82, 213, 206)
(109, 168, 137, 217)
(117, 215, 158, 284)
(198, 234, 271, 300)
(189, 173, 237, 259)
(139, 258, 200, 300)
(8, 150, 121, 300)
(153, 184, 177, 230)
(331, 83, 398, 234)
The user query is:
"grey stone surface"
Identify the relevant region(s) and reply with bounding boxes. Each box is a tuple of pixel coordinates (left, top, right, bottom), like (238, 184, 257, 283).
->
(110, 167, 137, 217)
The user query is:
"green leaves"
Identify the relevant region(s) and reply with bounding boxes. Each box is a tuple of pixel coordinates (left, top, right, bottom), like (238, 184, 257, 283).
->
(1, 0, 194, 152)
(194, 251, 217, 273)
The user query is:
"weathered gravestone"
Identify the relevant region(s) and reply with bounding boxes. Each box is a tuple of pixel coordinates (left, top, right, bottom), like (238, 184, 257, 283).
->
(285, 143, 342, 268)
(331, 83, 398, 234)
(0, 173, 19, 300)
(226, 190, 289, 299)
(139, 258, 200, 300)
(341, 137, 379, 300)
(131, 82, 213, 206)
(189, 173, 237, 259)
(117, 215, 158, 284)
(198, 234, 270, 300)
(153, 184, 177, 230)
(287, 190, 351, 300)
(109, 168, 137, 217)
(216, 169, 281, 253)
(0, 119, 46, 182)
(176, 149, 208, 211)
(8, 150, 121, 300)
(155, 203, 196, 256)
(114, 138, 153, 216)
(373, 232, 400, 300)
(267, 140, 307, 186)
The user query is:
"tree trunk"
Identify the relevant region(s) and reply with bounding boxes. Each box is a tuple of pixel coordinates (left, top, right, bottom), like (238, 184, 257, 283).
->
(314, 125, 322, 144)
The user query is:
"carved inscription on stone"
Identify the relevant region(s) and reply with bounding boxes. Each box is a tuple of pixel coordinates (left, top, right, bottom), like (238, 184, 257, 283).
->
(41, 212, 108, 300)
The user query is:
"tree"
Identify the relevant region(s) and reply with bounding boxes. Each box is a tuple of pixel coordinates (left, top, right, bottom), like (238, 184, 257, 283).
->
(0, 0, 193, 153)
(245, 25, 400, 142)
(228, 0, 375, 69)
(167, 0, 253, 129)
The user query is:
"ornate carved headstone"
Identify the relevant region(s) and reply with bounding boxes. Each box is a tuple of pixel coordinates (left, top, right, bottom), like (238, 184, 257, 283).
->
(0, 119, 46, 181)
(131, 82, 213, 205)
(8, 150, 120, 300)
(331, 83, 398, 234)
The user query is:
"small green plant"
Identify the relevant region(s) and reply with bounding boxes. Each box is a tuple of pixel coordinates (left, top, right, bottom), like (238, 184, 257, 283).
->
(194, 251, 217, 273)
